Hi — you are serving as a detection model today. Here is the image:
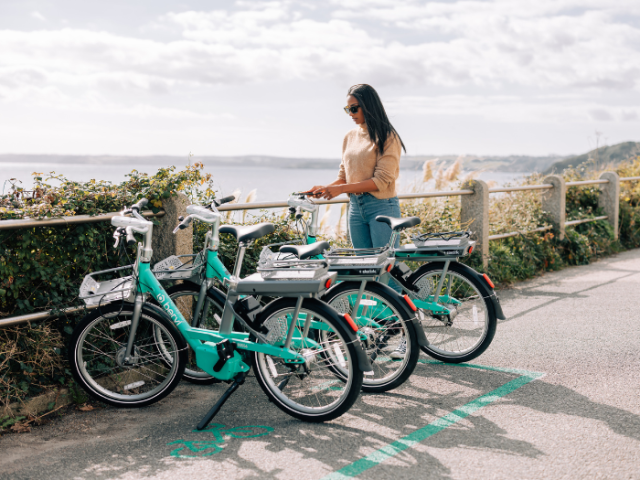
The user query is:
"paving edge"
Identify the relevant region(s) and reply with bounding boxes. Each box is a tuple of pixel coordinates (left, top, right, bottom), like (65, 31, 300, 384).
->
(2, 388, 72, 419)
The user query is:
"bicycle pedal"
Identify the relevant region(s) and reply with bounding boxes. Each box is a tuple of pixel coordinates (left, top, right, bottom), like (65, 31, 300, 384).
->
(213, 339, 236, 373)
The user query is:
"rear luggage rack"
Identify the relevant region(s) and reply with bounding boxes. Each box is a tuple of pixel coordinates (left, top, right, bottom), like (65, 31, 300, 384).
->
(324, 246, 391, 266)
(257, 258, 330, 281)
(400, 230, 474, 258)
(411, 230, 471, 247)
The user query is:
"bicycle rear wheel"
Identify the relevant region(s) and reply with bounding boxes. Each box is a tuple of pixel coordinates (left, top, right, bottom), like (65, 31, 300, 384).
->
(68, 303, 187, 407)
(408, 262, 497, 363)
(321, 281, 419, 393)
(251, 298, 364, 422)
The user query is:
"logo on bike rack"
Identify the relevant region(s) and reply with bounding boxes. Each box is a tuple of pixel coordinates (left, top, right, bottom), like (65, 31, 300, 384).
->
(167, 424, 274, 458)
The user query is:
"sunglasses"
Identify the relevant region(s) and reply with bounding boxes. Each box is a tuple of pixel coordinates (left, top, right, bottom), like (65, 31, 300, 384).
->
(343, 105, 361, 114)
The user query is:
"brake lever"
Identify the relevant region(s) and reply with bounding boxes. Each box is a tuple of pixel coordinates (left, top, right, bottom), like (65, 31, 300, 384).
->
(172, 215, 194, 234)
(113, 228, 124, 248)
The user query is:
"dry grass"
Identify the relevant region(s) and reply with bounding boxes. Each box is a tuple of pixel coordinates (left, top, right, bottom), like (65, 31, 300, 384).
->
(1, 323, 65, 413)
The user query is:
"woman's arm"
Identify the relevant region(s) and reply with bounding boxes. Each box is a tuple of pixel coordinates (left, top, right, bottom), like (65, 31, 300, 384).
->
(320, 179, 378, 200)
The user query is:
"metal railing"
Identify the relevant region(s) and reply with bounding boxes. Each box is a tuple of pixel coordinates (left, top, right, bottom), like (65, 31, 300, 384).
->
(0, 210, 165, 231)
(1, 175, 639, 326)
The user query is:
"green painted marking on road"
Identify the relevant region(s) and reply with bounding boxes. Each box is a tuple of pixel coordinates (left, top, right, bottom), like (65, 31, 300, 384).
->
(321, 362, 544, 480)
(167, 424, 274, 459)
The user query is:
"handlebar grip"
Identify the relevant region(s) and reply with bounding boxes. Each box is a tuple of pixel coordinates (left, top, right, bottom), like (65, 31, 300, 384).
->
(131, 198, 149, 211)
(218, 195, 235, 205)
(125, 227, 136, 246)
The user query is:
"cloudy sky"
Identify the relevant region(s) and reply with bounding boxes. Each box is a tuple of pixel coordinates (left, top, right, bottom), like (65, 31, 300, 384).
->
(1, 0, 638, 158)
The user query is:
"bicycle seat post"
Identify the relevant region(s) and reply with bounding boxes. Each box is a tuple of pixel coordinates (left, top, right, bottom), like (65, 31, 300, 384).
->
(232, 241, 250, 279)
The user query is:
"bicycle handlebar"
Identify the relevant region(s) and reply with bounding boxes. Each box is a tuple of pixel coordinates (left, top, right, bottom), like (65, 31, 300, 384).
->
(213, 195, 235, 207)
(131, 198, 148, 211)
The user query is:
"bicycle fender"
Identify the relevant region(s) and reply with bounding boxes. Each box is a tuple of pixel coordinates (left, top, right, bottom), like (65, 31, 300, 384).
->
(454, 264, 506, 320)
(142, 302, 175, 323)
(410, 262, 506, 320)
(373, 282, 430, 347)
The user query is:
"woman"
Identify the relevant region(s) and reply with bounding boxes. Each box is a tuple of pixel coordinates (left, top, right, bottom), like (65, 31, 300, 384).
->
(308, 84, 407, 358)
(309, 83, 406, 249)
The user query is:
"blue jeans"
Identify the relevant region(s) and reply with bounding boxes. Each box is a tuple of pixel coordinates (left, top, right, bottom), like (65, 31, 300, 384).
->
(349, 193, 402, 293)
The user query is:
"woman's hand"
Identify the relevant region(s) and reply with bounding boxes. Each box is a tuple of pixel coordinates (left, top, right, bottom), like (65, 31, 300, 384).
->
(321, 185, 344, 200)
(309, 185, 326, 198)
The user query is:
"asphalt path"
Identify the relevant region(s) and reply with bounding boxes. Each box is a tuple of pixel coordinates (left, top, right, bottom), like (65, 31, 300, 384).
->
(2, 249, 639, 480)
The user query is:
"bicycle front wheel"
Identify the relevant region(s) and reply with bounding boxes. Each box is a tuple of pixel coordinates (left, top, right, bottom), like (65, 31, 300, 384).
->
(68, 303, 187, 407)
(321, 281, 419, 393)
(252, 298, 364, 422)
(408, 262, 497, 363)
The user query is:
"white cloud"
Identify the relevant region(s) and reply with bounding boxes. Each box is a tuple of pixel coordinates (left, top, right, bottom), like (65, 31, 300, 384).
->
(2, 2, 639, 97)
(0, 1, 639, 155)
(621, 110, 639, 121)
(30, 11, 46, 22)
(386, 94, 637, 125)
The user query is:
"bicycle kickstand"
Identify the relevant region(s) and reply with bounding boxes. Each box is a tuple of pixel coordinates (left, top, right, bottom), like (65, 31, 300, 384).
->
(196, 370, 249, 431)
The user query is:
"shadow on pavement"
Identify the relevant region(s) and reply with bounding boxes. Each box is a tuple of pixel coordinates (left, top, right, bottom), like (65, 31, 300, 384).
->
(3, 359, 639, 480)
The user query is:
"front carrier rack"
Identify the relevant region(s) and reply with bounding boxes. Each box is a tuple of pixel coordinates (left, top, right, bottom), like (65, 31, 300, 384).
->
(152, 252, 205, 282)
(79, 265, 136, 307)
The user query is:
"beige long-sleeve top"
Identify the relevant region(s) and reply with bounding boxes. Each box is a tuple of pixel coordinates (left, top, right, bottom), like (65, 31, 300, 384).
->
(337, 123, 401, 199)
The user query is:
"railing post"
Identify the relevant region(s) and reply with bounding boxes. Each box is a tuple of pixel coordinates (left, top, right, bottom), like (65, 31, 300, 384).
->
(151, 193, 192, 264)
(598, 172, 620, 240)
(542, 175, 566, 240)
(461, 179, 489, 269)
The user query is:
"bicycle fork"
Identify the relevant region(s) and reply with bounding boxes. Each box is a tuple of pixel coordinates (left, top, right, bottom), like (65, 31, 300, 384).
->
(123, 295, 145, 364)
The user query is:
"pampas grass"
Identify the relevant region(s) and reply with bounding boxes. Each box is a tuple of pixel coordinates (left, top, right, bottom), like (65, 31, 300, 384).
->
(241, 189, 257, 223)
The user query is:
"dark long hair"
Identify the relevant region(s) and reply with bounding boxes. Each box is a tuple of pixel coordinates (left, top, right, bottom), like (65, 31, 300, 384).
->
(348, 84, 406, 155)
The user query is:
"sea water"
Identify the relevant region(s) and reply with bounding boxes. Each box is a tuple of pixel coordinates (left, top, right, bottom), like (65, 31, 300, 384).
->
(0, 162, 529, 230)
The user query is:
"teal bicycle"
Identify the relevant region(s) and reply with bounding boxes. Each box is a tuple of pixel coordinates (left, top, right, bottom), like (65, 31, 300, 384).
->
(287, 193, 506, 364)
(68, 199, 370, 427)
(162, 196, 426, 393)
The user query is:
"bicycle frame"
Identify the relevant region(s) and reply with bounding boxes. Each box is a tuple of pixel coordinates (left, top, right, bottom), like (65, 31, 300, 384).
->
(288, 197, 401, 327)
(135, 261, 309, 381)
(290, 194, 465, 317)
(117, 208, 329, 382)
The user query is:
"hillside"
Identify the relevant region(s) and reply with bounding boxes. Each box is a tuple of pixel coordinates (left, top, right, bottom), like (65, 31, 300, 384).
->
(1, 143, 637, 174)
(543, 141, 640, 174)
(0, 153, 564, 173)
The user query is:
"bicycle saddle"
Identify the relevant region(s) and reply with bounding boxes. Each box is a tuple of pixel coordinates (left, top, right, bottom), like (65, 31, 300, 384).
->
(375, 216, 421, 231)
(219, 223, 275, 243)
(280, 241, 330, 260)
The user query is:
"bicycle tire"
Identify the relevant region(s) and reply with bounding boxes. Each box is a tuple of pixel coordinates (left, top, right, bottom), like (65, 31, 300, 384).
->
(407, 262, 497, 363)
(251, 297, 364, 422)
(68, 302, 187, 407)
(320, 281, 419, 393)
